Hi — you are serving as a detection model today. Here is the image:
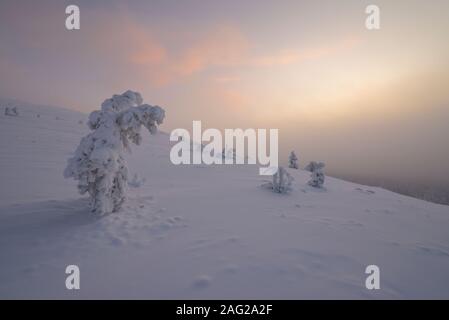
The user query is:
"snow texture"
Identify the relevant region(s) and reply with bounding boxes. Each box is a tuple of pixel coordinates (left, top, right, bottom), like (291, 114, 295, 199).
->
(1, 99, 449, 299)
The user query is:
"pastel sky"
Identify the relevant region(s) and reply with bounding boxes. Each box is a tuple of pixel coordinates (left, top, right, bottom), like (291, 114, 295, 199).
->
(1, 0, 449, 183)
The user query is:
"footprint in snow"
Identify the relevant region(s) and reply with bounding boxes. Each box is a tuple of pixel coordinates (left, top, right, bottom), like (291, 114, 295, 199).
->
(193, 275, 212, 289)
(223, 264, 239, 274)
(110, 236, 125, 247)
(355, 187, 375, 195)
(22, 265, 38, 274)
(344, 220, 364, 227)
(144, 216, 186, 235)
(226, 236, 240, 243)
(416, 245, 449, 258)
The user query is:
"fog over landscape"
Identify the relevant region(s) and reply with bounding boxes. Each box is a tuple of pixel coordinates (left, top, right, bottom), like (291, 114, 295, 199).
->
(2, 0, 449, 301)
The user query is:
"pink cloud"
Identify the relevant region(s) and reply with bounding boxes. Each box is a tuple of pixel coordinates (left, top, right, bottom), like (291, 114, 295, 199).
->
(171, 26, 249, 76)
(128, 26, 249, 86)
(0, 3, 361, 91)
(127, 26, 360, 87)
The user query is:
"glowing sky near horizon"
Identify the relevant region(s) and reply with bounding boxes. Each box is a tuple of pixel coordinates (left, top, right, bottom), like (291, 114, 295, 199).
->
(1, 0, 449, 182)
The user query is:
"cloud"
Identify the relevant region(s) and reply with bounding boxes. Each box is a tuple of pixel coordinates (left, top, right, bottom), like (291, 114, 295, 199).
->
(0, 1, 363, 111)
(250, 36, 360, 67)
(172, 27, 248, 75)
(109, 15, 359, 86)
(129, 26, 249, 86)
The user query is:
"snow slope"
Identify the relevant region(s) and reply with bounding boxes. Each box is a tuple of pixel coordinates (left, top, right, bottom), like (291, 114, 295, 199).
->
(1, 101, 449, 299)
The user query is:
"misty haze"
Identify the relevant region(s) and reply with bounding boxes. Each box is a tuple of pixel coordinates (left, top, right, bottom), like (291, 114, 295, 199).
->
(1, 0, 449, 301)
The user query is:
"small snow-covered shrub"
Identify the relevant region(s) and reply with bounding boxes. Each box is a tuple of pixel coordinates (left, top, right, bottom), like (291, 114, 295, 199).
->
(64, 90, 165, 214)
(273, 167, 294, 193)
(305, 161, 324, 172)
(4, 106, 19, 116)
(308, 170, 325, 188)
(289, 151, 299, 169)
(305, 161, 325, 188)
(262, 167, 294, 194)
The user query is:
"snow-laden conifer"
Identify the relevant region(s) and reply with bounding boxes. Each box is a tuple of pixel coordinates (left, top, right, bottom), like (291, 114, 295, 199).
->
(305, 161, 325, 188)
(64, 90, 165, 214)
(289, 151, 299, 169)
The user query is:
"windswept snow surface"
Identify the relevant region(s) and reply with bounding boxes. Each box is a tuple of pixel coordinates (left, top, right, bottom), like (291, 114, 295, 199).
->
(1, 101, 449, 299)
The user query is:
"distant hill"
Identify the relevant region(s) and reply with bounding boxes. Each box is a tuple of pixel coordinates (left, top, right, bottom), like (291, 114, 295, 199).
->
(1, 100, 449, 299)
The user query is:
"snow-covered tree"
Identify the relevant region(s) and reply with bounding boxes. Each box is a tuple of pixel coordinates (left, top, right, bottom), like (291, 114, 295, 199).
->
(64, 90, 165, 214)
(305, 161, 325, 172)
(308, 170, 325, 188)
(289, 151, 299, 169)
(272, 167, 294, 193)
(305, 161, 325, 188)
